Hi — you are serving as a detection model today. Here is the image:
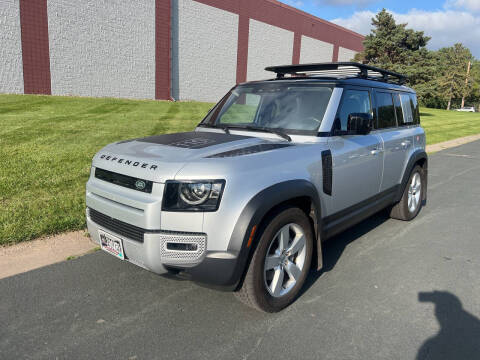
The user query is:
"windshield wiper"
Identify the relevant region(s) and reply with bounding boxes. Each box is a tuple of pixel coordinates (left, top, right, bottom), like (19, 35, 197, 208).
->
(223, 125, 292, 142)
(198, 123, 230, 135)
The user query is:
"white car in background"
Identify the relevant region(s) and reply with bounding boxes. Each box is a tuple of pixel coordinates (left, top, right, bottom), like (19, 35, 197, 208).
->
(456, 107, 476, 112)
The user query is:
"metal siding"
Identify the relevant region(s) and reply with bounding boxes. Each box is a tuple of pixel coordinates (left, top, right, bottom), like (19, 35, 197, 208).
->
(173, 0, 238, 102)
(300, 35, 334, 64)
(47, 0, 155, 99)
(0, 0, 24, 94)
(338, 47, 358, 62)
(247, 19, 294, 81)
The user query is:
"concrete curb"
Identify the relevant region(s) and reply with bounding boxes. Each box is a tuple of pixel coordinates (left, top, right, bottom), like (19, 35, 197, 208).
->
(426, 134, 480, 153)
(0, 230, 97, 280)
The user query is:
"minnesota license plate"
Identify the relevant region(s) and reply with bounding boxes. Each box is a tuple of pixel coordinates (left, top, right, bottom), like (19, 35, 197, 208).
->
(99, 230, 125, 260)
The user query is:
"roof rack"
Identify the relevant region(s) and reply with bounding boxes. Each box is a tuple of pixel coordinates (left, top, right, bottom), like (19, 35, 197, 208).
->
(265, 62, 407, 85)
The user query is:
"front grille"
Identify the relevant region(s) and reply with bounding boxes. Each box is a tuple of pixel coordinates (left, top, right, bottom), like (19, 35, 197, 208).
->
(89, 208, 145, 243)
(95, 168, 153, 193)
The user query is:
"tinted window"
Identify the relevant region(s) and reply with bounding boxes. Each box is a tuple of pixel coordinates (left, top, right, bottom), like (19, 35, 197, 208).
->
(376, 92, 396, 128)
(335, 89, 372, 132)
(409, 94, 420, 124)
(393, 93, 404, 125)
(399, 93, 414, 124)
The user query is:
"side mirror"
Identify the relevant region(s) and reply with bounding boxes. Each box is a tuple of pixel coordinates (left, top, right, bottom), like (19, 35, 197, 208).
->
(347, 113, 373, 135)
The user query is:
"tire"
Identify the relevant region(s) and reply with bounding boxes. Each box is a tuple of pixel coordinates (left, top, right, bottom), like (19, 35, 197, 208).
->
(234, 207, 313, 312)
(390, 165, 425, 221)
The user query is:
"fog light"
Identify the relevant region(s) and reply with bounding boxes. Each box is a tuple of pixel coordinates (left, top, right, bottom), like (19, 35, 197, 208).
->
(166, 242, 198, 251)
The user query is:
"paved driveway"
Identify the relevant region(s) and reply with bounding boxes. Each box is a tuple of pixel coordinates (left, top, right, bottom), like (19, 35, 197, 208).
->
(2, 141, 480, 360)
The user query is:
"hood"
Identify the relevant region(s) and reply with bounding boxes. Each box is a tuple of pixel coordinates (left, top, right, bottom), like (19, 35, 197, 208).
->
(92, 131, 281, 182)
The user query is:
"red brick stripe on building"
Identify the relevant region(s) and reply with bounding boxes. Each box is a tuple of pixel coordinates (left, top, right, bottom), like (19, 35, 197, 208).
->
(19, 0, 51, 95)
(332, 44, 339, 62)
(193, 0, 364, 52)
(155, 0, 172, 100)
(292, 32, 301, 64)
(236, 15, 249, 84)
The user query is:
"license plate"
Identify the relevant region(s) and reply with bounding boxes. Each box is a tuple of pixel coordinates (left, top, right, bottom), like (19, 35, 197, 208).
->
(99, 230, 125, 260)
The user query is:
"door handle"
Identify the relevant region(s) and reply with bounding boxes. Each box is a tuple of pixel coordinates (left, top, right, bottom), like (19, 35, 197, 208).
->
(401, 140, 411, 148)
(370, 148, 383, 155)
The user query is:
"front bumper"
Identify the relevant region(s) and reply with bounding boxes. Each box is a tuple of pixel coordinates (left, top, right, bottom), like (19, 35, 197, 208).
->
(86, 208, 241, 290)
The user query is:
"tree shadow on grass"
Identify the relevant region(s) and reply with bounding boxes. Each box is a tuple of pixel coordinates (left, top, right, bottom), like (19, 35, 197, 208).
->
(299, 210, 390, 297)
(416, 291, 480, 359)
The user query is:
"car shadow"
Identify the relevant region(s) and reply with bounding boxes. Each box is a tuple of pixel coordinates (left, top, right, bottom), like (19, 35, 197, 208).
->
(416, 291, 480, 359)
(300, 209, 390, 297)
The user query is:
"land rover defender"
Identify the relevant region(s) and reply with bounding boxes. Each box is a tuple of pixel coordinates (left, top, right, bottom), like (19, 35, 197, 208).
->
(86, 63, 427, 312)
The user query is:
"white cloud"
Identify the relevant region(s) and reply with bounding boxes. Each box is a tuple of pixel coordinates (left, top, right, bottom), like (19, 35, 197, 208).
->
(331, 9, 480, 58)
(331, 10, 375, 34)
(446, 0, 480, 12)
(281, 0, 305, 8)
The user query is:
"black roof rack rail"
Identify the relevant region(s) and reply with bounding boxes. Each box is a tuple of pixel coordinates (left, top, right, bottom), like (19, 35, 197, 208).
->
(264, 62, 407, 85)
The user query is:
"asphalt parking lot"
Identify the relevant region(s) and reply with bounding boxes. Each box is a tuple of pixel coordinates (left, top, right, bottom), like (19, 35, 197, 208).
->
(2, 140, 480, 360)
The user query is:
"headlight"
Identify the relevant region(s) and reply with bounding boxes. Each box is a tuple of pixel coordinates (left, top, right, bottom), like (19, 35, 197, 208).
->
(162, 180, 225, 211)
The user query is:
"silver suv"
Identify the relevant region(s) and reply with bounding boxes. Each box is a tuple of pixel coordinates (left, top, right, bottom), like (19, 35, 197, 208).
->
(86, 63, 427, 312)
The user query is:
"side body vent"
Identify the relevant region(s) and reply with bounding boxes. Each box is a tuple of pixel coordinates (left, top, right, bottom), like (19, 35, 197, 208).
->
(207, 143, 291, 158)
(322, 150, 332, 195)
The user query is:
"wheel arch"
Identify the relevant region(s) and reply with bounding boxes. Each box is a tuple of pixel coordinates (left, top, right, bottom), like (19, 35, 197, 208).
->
(396, 150, 428, 203)
(228, 180, 323, 290)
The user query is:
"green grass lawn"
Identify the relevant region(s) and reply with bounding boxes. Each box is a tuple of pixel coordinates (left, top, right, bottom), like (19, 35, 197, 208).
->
(1, 94, 479, 245)
(420, 108, 480, 145)
(0, 95, 212, 245)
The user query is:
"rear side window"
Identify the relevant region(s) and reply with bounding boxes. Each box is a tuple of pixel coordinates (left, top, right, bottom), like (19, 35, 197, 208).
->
(399, 93, 414, 124)
(335, 89, 372, 131)
(409, 94, 420, 124)
(393, 93, 403, 125)
(376, 92, 397, 129)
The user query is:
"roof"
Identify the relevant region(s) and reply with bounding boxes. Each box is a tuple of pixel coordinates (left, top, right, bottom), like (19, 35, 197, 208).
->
(266, 62, 407, 84)
(239, 62, 414, 92)
(240, 77, 415, 93)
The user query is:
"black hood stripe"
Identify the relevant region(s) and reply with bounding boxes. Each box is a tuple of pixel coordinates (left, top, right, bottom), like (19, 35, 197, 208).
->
(137, 131, 251, 149)
(206, 143, 292, 158)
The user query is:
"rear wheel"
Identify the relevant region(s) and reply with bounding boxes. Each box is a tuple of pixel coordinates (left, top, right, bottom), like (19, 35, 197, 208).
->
(390, 165, 424, 221)
(234, 207, 313, 312)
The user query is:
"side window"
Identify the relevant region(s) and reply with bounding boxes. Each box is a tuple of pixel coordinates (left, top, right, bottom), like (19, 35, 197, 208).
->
(393, 93, 403, 125)
(376, 92, 397, 129)
(399, 93, 414, 124)
(335, 89, 372, 132)
(409, 94, 420, 124)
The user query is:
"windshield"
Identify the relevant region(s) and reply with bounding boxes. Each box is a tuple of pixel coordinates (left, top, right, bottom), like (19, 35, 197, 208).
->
(201, 83, 333, 134)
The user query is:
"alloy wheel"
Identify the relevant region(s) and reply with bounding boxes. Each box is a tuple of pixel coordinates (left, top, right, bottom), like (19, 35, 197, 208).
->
(263, 223, 307, 297)
(408, 172, 421, 213)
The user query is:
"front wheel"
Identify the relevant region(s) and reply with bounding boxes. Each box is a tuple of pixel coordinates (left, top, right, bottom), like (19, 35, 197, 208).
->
(234, 207, 313, 312)
(390, 165, 425, 221)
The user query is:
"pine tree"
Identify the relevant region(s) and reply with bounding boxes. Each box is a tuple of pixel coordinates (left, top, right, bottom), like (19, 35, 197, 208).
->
(354, 9, 435, 104)
(354, 10, 478, 109)
(437, 44, 473, 110)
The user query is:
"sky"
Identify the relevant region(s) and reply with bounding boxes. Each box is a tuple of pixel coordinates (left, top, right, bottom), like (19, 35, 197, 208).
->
(277, 0, 480, 58)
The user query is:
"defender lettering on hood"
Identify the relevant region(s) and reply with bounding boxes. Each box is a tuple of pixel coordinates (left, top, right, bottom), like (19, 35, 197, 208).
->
(99, 154, 158, 170)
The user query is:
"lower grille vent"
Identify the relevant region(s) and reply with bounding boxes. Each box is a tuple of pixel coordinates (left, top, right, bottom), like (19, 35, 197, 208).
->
(89, 208, 145, 243)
